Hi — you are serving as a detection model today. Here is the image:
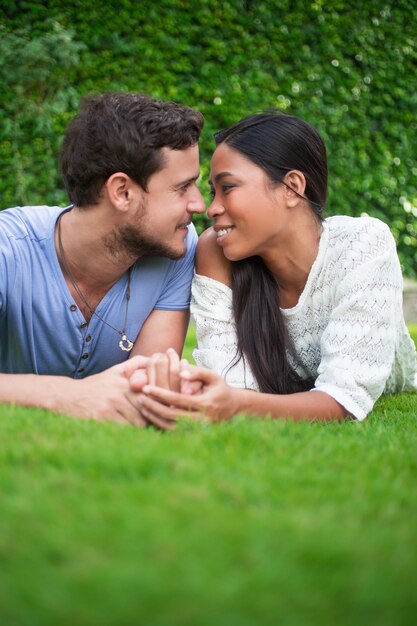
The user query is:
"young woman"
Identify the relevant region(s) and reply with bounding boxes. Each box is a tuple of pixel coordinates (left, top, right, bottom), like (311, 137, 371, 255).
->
(135, 112, 417, 426)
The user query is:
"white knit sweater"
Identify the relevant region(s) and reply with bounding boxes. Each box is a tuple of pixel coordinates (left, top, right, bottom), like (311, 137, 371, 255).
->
(191, 216, 417, 420)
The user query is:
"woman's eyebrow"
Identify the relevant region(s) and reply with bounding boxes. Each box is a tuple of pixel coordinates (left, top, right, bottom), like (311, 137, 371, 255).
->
(209, 171, 234, 185)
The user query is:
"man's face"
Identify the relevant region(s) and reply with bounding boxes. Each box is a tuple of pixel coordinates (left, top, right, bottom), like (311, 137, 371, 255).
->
(116, 145, 205, 260)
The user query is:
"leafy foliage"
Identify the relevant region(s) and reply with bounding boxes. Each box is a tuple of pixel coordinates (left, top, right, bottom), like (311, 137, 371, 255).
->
(0, 20, 84, 206)
(1, 1, 416, 274)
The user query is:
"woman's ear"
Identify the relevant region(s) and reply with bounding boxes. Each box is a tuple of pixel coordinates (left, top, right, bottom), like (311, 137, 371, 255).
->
(105, 173, 140, 212)
(283, 170, 306, 207)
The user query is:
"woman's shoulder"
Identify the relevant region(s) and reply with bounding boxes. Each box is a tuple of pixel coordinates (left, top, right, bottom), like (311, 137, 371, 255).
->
(195, 227, 232, 287)
(326, 214, 393, 241)
(325, 215, 396, 258)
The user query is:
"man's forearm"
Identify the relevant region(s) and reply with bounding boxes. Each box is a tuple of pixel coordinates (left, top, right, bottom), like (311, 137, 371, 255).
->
(0, 358, 149, 428)
(0, 373, 74, 413)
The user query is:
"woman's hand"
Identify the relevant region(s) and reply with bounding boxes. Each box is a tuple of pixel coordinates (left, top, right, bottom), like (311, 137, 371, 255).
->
(137, 364, 241, 430)
(129, 349, 202, 430)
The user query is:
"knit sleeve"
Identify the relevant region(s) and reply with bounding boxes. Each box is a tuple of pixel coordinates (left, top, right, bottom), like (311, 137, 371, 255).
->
(190, 274, 258, 390)
(313, 221, 403, 420)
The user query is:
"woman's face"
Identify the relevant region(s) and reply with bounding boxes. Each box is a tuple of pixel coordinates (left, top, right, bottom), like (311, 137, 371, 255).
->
(207, 143, 290, 261)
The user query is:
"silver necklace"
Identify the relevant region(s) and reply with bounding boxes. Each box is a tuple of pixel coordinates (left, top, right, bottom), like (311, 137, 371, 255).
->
(57, 213, 134, 352)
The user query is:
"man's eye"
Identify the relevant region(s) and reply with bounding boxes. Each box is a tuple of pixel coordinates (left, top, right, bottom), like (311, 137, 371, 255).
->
(180, 183, 191, 193)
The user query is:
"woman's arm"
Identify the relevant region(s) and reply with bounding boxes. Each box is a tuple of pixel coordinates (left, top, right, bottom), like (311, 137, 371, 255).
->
(137, 363, 348, 426)
(191, 229, 258, 390)
(134, 229, 346, 425)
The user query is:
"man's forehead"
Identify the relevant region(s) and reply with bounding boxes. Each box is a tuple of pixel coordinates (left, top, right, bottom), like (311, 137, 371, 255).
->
(159, 145, 200, 177)
(147, 144, 200, 189)
(160, 144, 199, 163)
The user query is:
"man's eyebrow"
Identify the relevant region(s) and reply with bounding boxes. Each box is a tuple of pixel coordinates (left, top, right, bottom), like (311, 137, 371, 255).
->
(173, 173, 200, 188)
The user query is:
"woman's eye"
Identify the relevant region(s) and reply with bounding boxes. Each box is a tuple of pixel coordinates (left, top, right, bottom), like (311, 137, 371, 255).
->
(208, 183, 235, 198)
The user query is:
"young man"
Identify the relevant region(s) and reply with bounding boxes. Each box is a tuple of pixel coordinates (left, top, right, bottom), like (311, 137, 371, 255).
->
(0, 92, 205, 426)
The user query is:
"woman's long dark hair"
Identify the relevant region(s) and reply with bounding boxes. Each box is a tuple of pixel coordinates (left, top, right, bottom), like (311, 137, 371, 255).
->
(214, 112, 328, 394)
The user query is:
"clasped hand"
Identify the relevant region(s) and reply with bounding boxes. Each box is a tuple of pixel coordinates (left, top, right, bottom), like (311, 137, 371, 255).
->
(130, 348, 239, 430)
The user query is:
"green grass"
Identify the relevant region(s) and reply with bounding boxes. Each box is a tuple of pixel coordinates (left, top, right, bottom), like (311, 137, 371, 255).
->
(182, 322, 196, 362)
(408, 324, 417, 343)
(0, 327, 416, 626)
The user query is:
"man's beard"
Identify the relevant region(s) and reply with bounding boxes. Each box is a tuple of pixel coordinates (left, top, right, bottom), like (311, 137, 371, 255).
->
(104, 200, 187, 261)
(107, 224, 185, 260)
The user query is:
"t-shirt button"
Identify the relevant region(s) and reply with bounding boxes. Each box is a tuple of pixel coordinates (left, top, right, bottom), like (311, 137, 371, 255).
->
(86, 334, 92, 342)
(77, 368, 85, 374)
(81, 353, 89, 360)
(69, 304, 77, 312)
(80, 322, 87, 329)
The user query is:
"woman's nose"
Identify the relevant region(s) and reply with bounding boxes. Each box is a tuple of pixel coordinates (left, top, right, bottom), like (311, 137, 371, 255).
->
(207, 196, 225, 219)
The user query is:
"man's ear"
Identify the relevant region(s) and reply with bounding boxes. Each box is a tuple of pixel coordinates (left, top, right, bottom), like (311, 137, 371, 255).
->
(283, 170, 306, 207)
(105, 172, 141, 212)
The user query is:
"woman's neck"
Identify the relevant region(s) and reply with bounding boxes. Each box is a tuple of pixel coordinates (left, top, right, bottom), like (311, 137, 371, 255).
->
(262, 214, 323, 309)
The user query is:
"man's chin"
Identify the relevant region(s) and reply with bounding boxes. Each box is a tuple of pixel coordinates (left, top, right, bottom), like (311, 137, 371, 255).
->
(165, 246, 186, 261)
(145, 241, 186, 260)
(109, 224, 188, 261)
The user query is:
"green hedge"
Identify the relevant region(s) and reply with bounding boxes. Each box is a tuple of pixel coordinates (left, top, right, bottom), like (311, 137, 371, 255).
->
(1, 0, 416, 275)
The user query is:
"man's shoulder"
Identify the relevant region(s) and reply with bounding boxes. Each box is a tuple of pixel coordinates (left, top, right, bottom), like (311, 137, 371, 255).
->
(0, 205, 64, 241)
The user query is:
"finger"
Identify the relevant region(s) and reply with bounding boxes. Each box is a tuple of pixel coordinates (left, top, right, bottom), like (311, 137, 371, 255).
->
(142, 385, 203, 412)
(117, 409, 147, 428)
(180, 364, 220, 384)
(141, 394, 201, 422)
(147, 353, 171, 388)
(146, 354, 158, 387)
(140, 394, 180, 421)
(129, 369, 149, 392)
(154, 355, 171, 389)
(167, 348, 181, 392)
(119, 355, 150, 378)
(117, 397, 149, 428)
(180, 379, 203, 395)
(139, 405, 175, 431)
(179, 359, 194, 394)
(180, 380, 193, 395)
(100, 411, 127, 425)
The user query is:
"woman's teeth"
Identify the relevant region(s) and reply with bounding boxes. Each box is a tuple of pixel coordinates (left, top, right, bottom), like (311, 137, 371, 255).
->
(217, 227, 233, 237)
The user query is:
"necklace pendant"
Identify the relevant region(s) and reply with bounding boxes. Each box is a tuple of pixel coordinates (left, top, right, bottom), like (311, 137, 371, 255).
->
(119, 334, 133, 352)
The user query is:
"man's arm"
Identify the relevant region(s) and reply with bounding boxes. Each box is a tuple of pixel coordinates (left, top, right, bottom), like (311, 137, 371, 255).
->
(0, 356, 150, 426)
(131, 309, 190, 357)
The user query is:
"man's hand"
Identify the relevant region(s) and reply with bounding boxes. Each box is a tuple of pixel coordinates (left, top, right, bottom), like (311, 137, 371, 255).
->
(50, 356, 151, 427)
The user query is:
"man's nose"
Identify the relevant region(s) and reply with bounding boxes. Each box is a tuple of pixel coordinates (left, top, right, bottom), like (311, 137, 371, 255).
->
(187, 188, 206, 214)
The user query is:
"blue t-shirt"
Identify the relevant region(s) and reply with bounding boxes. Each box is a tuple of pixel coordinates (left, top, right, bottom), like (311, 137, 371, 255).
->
(0, 205, 197, 377)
